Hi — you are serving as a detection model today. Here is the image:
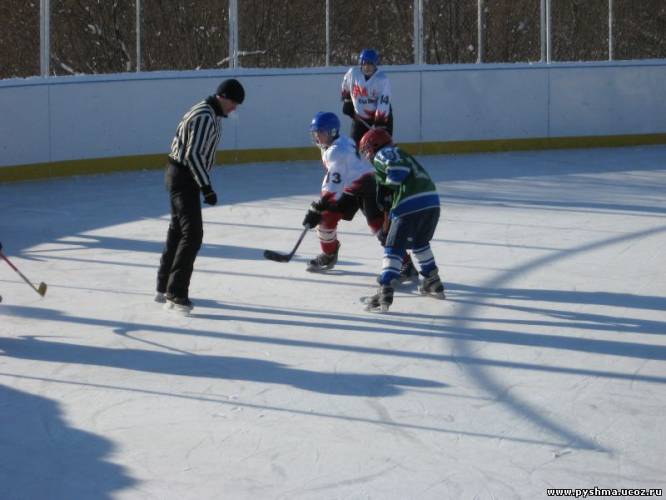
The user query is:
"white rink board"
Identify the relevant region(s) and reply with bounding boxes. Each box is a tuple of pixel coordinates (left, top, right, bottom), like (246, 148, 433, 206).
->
(2, 61, 665, 168)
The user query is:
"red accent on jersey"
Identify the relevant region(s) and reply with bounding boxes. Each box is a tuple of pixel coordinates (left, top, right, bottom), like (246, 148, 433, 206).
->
(352, 82, 368, 98)
(345, 172, 374, 196)
(374, 110, 388, 125)
(320, 191, 337, 204)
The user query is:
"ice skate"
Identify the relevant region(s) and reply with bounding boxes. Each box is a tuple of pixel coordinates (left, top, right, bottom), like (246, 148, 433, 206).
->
(419, 269, 446, 299)
(363, 284, 394, 313)
(307, 243, 340, 272)
(399, 255, 419, 283)
(154, 292, 166, 303)
(163, 295, 194, 314)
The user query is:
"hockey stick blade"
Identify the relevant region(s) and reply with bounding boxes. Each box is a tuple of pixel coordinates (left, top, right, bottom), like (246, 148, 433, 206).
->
(0, 251, 47, 297)
(263, 227, 309, 264)
(263, 249, 292, 263)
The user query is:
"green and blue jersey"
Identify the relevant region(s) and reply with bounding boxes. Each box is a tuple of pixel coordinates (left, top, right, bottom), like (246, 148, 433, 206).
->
(372, 146, 439, 217)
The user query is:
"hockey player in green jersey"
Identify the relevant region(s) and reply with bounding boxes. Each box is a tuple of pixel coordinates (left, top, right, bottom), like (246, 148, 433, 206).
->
(359, 128, 445, 312)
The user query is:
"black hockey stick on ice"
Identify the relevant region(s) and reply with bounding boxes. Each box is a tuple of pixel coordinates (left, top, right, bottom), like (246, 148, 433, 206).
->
(0, 250, 47, 296)
(263, 226, 309, 263)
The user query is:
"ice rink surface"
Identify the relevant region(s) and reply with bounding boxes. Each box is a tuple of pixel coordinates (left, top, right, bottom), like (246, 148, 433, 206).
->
(1, 146, 665, 499)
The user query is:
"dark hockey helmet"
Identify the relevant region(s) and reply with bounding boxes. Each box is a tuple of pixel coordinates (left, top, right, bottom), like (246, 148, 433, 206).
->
(310, 111, 340, 148)
(359, 128, 393, 161)
(358, 48, 379, 66)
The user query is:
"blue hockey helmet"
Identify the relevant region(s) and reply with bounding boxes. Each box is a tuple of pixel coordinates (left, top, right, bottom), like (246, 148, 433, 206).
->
(358, 48, 379, 66)
(310, 111, 340, 148)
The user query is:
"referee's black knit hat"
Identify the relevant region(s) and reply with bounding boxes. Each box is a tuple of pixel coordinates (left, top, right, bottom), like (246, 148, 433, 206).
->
(216, 79, 245, 104)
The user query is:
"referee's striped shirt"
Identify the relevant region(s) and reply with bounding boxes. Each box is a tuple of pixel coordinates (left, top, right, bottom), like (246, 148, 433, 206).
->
(169, 98, 221, 189)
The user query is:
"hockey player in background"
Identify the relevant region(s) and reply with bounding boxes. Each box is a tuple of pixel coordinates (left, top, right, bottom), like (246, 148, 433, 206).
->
(359, 128, 445, 312)
(302, 112, 384, 272)
(155, 79, 245, 313)
(341, 48, 393, 146)
(340, 48, 417, 281)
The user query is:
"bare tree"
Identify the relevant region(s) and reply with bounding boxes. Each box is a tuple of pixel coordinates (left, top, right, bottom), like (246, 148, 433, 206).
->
(424, 0, 478, 64)
(50, 0, 136, 75)
(238, 0, 325, 67)
(142, 0, 229, 71)
(0, 2, 39, 78)
(483, 0, 541, 63)
(552, 0, 608, 61)
(330, 0, 414, 66)
(614, 0, 666, 60)
(0, 0, 664, 79)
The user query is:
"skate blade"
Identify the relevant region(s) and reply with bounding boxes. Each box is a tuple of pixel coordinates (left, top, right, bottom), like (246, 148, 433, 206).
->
(363, 302, 389, 313)
(163, 301, 192, 316)
(306, 266, 335, 273)
(399, 274, 418, 284)
(264, 249, 291, 262)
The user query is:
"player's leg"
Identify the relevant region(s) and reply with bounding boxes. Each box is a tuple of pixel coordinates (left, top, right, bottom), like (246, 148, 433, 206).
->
(351, 119, 370, 147)
(385, 108, 394, 136)
(358, 180, 384, 235)
(362, 186, 417, 283)
(399, 253, 419, 283)
(411, 208, 445, 298)
(365, 216, 409, 312)
(308, 210, 343, 272)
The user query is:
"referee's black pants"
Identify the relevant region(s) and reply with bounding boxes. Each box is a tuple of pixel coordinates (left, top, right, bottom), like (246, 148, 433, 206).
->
(157, 162, 203, 299)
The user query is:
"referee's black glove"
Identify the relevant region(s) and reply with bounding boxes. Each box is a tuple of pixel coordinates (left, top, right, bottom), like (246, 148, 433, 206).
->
(201, 185, 218, 206)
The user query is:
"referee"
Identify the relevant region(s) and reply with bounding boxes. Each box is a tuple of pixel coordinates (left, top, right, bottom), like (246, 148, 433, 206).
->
(156, 79, 245, 313)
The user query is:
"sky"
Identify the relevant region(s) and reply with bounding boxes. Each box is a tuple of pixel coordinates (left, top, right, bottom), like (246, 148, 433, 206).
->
(1, 146, 665, 499)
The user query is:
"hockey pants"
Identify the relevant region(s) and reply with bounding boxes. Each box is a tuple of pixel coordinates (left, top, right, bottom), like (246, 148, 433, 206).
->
(380, 207, 440, 285)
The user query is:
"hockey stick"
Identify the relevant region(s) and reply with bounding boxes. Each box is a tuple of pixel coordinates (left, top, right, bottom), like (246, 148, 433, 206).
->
(0, 250, 47, 296)
(353, 114, 374, 130)
(263, 226, 309, 263)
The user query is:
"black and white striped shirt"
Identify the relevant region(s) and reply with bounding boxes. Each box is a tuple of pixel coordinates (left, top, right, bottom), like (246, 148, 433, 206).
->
(169, 98, 221, 189)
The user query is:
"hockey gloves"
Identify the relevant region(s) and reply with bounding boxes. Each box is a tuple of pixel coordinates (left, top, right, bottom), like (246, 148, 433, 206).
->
(376, 185, 393, 212)
(201, 185, 218, 206)
(342, 100, 355, 118)
(375, 227, 388, 247)
(303, 200, 328, 228)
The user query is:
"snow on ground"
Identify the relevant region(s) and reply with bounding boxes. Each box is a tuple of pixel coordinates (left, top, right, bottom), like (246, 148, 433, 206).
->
(1, 146, 665, 499)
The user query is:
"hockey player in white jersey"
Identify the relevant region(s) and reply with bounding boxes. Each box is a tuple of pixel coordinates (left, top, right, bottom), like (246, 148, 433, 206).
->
(302, 112, 384, 272)
(341, 49, 417, 282)
(341, 48, 393, 146)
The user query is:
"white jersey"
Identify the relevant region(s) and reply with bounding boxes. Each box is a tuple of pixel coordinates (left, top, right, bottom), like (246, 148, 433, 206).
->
(341, 67, 391, 124)
(320, 135, 374, 202)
